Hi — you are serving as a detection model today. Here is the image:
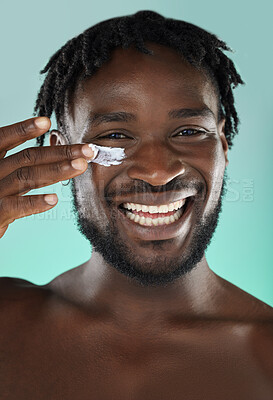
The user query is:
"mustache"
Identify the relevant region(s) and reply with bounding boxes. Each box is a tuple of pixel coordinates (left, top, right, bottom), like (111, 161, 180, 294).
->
(105, 176, 204, 201)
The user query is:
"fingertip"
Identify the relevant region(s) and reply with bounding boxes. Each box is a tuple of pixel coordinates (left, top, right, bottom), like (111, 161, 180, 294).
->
(87, 143, 99, 159)
(35, 117, 51, 130)
(44, 194, 58, 205)
(82, 144, 95, 159)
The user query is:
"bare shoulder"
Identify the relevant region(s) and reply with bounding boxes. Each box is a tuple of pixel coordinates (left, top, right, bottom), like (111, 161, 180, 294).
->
(215, 274, 273, 375)
(249, 318, 273, 383)
(0, 276, 47, 300)
(0, 277, 52, 326)
(0, 276, 36, 290)
(214, 273, 273, 322)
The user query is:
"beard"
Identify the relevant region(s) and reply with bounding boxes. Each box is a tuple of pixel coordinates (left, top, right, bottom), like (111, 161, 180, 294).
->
(70, 171, 227, 288)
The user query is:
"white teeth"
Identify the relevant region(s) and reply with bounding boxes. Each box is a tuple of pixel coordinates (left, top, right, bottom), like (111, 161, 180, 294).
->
(125, 206, 184, 227)
(145, 217, 153, 226)
(174, 201, 180, 210)
(129, 212, 135, 220)
(139, 216, 146, 225)
(152, 218, 159, 226)
(123, 199, 186, 213)
(158, 205, 168, 213)
(158, 217, 165, 225)
(176, 209, 183, 218)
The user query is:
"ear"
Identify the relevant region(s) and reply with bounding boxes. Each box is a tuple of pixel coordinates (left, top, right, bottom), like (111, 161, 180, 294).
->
(218, 119, 229, 167)
(49, 129, 69, 146)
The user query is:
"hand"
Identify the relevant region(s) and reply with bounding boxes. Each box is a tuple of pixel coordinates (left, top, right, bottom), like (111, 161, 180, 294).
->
(0, 117, 95, 238)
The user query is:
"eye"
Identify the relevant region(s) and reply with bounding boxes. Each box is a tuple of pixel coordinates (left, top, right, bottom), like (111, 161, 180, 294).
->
(174, 128, 206, 137)
(101, 132, 128, 139)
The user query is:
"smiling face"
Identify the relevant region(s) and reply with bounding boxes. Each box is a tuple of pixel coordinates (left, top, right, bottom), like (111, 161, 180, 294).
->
(59, 43, 228, 287)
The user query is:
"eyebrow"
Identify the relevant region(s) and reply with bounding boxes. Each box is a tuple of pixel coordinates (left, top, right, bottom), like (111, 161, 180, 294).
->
(168, 107, 215, 120)
(85, 107, 215, 130)
(89, 111, 137, 127)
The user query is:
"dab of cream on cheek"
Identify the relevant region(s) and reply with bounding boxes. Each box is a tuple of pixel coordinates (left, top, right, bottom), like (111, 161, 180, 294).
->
(86, 143, 126, 166)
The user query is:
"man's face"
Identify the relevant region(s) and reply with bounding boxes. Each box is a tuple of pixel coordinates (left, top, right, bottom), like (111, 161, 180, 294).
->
(62, 43, 228, 287)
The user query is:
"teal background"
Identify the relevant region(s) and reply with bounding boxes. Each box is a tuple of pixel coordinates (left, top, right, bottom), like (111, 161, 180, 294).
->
(0, 0, 272, 306)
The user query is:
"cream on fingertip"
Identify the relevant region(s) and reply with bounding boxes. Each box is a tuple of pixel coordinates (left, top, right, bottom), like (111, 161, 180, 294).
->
(87, 143, 126, 167)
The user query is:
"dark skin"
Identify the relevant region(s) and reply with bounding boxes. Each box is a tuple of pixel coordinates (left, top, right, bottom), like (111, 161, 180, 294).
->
(0, 44, 272, 399)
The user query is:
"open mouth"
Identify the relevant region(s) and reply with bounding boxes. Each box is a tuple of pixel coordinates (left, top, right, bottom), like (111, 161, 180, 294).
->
(118, 197, 191, 227)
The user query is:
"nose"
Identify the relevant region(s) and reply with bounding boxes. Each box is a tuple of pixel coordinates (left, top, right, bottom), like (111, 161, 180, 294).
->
(127, 142, 185, 186)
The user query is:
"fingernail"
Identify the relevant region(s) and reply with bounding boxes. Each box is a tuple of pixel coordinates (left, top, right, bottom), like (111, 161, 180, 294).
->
(81, 144, 94, 158)
(71, 158, 86, 170)
(44, 194, 58, 205)
(88, 143, 98, 159)
(35, 117, 50, 129)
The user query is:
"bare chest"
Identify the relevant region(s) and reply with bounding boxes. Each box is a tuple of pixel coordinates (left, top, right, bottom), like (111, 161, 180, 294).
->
(1, 320, 272, 400)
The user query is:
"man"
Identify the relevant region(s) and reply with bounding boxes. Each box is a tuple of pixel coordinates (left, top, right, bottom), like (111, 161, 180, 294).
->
(0, 10, 272, 400)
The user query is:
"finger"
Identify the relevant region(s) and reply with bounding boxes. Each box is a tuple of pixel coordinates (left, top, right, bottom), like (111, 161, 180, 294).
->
(0, 144, 95, 181)
(0, 117, 50, 156)
(0, 158, 88, 198)
(0, 194, 58, 238)
(0, 224, 9, 239)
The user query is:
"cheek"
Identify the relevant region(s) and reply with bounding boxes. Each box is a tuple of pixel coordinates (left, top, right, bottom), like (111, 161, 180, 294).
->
(73, 166, 101, 217)
(182, 138, 226, 214)
(81, 164, 120, 217)
(92, 165, 116, 200)
(201, 141, 227, 212)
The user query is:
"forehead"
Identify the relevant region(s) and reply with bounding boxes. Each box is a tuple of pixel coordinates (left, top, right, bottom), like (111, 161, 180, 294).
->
(66, 43, 218, 130)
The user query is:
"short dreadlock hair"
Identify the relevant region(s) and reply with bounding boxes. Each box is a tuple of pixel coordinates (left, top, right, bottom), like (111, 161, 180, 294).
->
(34, 10, 244, 149)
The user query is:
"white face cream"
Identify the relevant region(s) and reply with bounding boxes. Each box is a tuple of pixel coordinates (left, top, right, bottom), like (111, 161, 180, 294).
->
(87, 143, 126, 167)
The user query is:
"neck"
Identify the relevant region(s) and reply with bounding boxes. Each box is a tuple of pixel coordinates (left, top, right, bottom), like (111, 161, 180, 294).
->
(49, 251, 224, 329)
